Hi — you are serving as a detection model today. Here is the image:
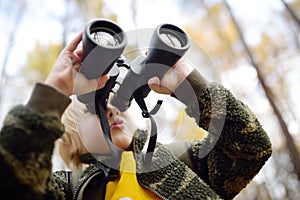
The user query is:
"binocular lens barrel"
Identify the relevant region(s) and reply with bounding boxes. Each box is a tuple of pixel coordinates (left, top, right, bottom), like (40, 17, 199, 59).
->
(80, 19, 127, 80)
(77, 19, 126, 105)
(143, 24, 190, 71)
(159, 25, 188, 48)
(111, 24, 190, 112)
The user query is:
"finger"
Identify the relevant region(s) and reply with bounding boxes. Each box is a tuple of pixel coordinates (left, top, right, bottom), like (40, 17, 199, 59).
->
(73, 73, 97, 95)
(65, 31, 83, 52)
(148, 76, 160, 87)
(75, 46, 83, 60)
(148, 77, 171, 94)
(172, 59, 194, 77)
(73, 63, 81, 72)
(96, 74, 110, 90)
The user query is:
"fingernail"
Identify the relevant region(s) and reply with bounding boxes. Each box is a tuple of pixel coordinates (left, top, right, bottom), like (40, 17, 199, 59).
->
(148, 77, 158, 84)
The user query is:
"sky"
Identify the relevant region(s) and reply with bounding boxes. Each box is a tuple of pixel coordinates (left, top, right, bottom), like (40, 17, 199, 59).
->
(0, 0, 286, 76)
(0, 0, 182, 74)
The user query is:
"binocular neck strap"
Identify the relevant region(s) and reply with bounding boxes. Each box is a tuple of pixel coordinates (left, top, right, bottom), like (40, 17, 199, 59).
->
(95, 95, 162, 172)
(96, 103, 120, 178)
(135, 95, 163, 168)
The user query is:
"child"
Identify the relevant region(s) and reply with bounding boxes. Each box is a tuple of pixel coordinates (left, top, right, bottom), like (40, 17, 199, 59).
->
(0, 31, 272, 200)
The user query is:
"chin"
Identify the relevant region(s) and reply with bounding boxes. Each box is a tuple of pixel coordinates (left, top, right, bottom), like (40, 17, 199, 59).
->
(112, 135, 132, 150)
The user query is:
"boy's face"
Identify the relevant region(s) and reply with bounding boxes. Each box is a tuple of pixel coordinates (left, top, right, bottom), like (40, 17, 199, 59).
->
(106, 102, 139, 150)
(77, 101, 138, 155)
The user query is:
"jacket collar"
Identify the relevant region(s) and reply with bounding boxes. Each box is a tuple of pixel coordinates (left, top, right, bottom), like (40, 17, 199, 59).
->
(79, 129, 149, 165)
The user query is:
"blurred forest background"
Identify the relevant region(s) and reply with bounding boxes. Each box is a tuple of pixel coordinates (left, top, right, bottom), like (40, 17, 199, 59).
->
(1, 0, 300, 199)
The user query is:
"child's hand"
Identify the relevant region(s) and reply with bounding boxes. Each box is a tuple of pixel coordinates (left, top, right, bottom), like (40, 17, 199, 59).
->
(45, 31, 109, 96)
(148, 59, 194, 95)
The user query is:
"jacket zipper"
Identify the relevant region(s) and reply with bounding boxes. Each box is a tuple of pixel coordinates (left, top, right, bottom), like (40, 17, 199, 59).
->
(72, 170, 102, 200)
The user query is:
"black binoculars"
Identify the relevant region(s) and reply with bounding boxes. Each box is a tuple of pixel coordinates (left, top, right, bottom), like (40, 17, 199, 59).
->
(76, 19, 191, 169)
(77, 19, 190, 113)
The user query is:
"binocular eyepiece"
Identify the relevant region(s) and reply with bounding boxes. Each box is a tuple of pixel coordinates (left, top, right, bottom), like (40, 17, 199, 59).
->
(77, 19, 126, 109)
(80, 19, 127, 79)
(77, 19, 190, 112)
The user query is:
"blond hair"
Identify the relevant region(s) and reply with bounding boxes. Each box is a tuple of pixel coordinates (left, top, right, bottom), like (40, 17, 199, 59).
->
(56, 96, 88, 171)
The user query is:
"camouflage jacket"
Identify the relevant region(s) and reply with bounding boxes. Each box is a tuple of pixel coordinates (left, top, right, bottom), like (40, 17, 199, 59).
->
(0, 71, 272, 200)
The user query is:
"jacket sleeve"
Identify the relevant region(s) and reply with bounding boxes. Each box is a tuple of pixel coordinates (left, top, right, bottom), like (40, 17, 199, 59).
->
(172, 70, 272, 200)
(0, 83, 71, 199)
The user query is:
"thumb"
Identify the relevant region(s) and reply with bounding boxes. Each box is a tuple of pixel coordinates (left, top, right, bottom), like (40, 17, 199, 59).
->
(148, 76, 171, 94)
(96, 74, 110, 90)
(148, 76, 160, 89)
(148, 76, 160, 85)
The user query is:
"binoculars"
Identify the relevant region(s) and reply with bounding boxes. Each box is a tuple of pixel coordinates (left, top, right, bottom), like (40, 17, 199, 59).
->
(77, 19, 191, 113)
(76, 19, 191, 169)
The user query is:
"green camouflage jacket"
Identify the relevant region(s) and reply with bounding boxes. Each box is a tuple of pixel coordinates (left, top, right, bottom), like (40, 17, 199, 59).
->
(0, 71, 272, 200)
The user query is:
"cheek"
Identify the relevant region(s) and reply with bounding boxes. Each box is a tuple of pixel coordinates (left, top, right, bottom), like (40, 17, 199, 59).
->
(78, 115, 110, 154)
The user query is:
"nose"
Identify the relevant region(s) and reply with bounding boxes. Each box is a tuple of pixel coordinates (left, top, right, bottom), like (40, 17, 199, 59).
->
(106, 104, 120, 119)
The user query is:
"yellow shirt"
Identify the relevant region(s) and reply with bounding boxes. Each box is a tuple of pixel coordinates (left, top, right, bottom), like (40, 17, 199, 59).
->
(105, 151, 161, 200)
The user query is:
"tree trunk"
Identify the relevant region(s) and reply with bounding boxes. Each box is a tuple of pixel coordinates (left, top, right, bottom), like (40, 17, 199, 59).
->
(223, 0, 300, 180)
(279, 0, 300, 29)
